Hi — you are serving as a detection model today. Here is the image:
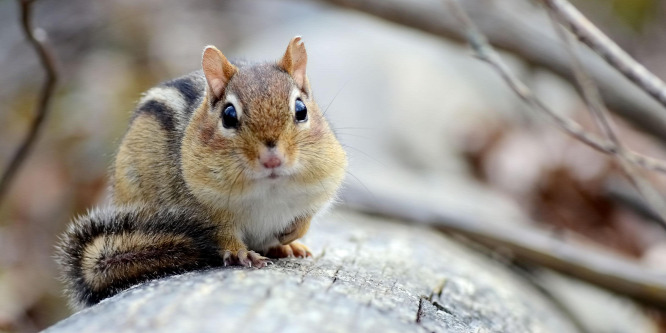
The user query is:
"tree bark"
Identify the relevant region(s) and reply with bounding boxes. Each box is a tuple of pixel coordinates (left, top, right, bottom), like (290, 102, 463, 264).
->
(46, 210, 578, 333)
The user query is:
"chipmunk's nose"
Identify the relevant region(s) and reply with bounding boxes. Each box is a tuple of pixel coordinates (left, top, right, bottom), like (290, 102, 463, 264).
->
(259, 143, 283, 169)
(262, 156, 282, 169)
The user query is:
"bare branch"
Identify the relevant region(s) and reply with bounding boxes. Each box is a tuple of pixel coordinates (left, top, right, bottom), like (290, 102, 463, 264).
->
(542, 0, 666, 112)
(440, 1, 666, 180)
(316, 0, 666, 144)
(0, 0, 58, 203)
(342, 183, 666, 309)
(436, 0, 666, 305)
(548, 15, 617, 144)
(548, 13, 666, 229)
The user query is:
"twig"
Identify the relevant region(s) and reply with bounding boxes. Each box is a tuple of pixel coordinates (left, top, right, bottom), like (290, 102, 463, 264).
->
(439, 0, 666, 305)
(605, 178, 665, 223)
(548, 12, 666, 229)
(0, 0, 58, 203)
(440, 1, 666, 181)
(541, 0, 666, 111)
(316, 0, 666, 144)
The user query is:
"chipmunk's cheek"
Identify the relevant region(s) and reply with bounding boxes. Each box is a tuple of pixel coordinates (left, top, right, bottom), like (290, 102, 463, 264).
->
(196, 117, 220, 145)
(279, 135, 298, 165)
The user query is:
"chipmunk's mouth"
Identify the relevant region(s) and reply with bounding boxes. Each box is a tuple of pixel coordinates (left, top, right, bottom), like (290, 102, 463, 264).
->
(257, 169, 285, 180)
(251, 167, 293, 181)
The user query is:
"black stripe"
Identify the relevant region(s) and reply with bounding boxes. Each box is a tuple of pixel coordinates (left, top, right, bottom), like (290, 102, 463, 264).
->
(165, 78, 201, 112)
(136, 100, 175, 132)
(56, 206, 223, 307)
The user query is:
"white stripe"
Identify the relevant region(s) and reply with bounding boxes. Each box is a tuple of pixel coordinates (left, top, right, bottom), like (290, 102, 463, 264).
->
(139, 86, 189, 130)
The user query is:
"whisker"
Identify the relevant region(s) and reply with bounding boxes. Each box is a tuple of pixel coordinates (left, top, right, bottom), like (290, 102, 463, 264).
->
(340, 144, 387, 168)
(333, 133, 372, 140)
(226, 163, 245, 209)
(301, 162, 329, 197)
(322, 77, 353, 117)
(331, 127, 375, 131)
(342, 169, 377, 205)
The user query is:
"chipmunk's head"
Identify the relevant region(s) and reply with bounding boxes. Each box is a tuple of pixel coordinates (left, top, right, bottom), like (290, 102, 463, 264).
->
(182, 37, 346, 208)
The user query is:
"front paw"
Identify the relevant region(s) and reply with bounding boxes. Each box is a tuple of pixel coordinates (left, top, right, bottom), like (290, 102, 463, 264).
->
(277, 216, 311, 245)
(265, 242, 312, 259)
(222, 249, 270, 268)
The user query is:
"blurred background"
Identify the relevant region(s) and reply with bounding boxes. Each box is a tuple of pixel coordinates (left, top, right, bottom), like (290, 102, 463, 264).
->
(1, 0, 666, 331)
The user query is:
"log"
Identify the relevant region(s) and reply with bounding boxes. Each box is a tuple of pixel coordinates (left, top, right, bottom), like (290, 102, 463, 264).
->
(45, 209, 579, 332)
(340, 174, 666, 309)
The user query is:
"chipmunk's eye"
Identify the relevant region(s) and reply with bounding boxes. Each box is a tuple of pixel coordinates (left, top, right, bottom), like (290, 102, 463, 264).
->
(222, 104, 239, 129)
(295, 98, 308, 123)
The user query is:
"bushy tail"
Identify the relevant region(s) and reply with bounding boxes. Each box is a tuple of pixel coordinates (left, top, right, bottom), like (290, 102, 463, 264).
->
(55, 205, 223, 308)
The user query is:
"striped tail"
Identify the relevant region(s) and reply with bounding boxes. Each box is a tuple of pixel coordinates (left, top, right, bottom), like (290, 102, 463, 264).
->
(55, 205, 223, 308)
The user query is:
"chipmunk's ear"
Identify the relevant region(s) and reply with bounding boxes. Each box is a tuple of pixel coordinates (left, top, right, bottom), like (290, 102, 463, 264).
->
(279, 36, 308, 91)
(202, 45, 237, 100)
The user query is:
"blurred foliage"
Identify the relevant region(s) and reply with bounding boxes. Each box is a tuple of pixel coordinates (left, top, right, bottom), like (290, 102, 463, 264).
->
(613, 0, 658, 30)
(611, 0, 658, 31)
(578, 0, 659, 31)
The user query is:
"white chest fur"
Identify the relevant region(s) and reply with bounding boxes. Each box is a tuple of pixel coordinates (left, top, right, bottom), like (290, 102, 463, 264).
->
(234, 178, 332, 252)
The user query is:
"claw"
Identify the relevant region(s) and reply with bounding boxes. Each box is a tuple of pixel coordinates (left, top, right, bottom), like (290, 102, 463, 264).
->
(221, 249, 269, 268)
(248, 251, 269, 268)
(223, 250, 233, 266)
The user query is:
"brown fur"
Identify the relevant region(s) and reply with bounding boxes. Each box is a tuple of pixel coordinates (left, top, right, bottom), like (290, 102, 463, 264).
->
(81, 232, 193, 291)
(113, 115, 181, 206)
(115, 38, 347, 259)
(279, 36, 308, 89)
(58, 38, 346, 308)
(278, 216, 311, 245)
(56, 205, 225, 307)
(202, 46, 237, 99)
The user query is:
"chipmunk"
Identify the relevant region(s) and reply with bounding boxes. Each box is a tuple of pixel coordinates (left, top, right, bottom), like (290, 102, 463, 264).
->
(56, 37, 347, 308)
